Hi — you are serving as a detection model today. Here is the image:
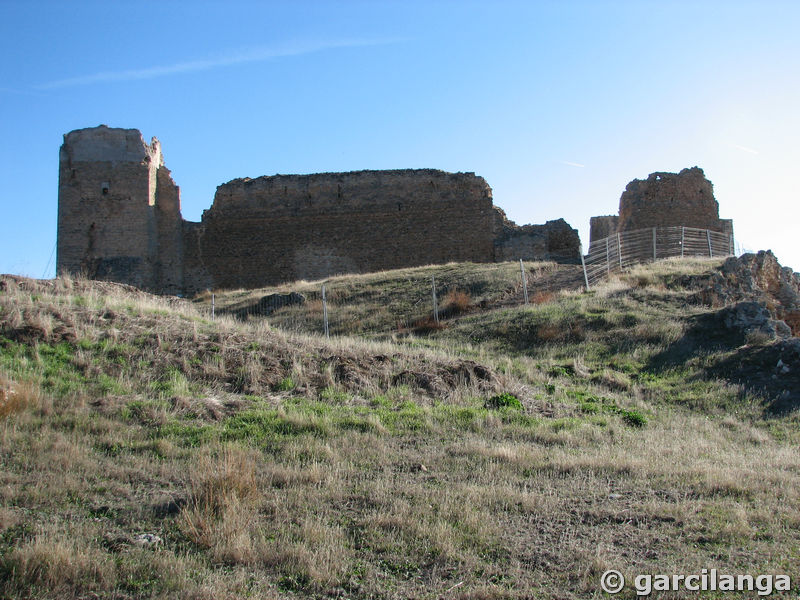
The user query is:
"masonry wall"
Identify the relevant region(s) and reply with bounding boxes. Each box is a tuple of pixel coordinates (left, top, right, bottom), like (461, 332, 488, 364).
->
(153, 166, 184, 295)
(589, 216, 619, 242)
(494, 218, 581, 263)
(184, 170, 499, 291)
(58, 126, 581, 295)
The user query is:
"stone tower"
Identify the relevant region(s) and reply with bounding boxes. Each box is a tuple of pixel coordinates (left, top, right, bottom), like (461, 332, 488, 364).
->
(57, 125, 183, 293)
(589, 167, 734, 243)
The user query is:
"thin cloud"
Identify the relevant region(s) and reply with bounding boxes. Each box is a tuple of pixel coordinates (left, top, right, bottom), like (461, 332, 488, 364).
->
(733, 144, 759, 155)
(561, 161, 585, 168)
(0, 86, 46, 97)
(37, 37, 403, 90)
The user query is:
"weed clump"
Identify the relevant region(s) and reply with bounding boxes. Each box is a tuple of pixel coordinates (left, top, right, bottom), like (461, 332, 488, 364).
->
(485, 392, 522, 410)
(442, 289, 471, 317)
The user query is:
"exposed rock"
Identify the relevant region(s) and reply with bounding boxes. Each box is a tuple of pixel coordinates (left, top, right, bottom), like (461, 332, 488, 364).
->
(685, 251, 800, 336)
(720, 301, 791, 341)
(228, 292, 306, 319)
(705, 336, 800, 413)
(720, 251, 800, 313)
(133, 533, 163, 548)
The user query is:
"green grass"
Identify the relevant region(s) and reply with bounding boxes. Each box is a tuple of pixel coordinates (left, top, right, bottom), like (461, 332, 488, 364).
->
(1, 260, 799, 599)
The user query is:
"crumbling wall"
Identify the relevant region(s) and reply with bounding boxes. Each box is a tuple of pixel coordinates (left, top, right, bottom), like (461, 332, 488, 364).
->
(181, 170, 582, 292)
(58, 126, 581, 295)
(589, 167, 734, 243)
(493, 218, 580, 263)
(185, 170, 498, 291)
(58, 127, 160, 289)
(153, 166, 184, 295)
(589, 216, 619, 242)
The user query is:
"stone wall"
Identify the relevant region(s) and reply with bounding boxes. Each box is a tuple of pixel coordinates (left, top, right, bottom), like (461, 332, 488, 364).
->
(183, 170, 580, 292)
(57, 126, 581, 295)
(589, 167, 734, 243)
(589, 215, 619, 242)
(493, 217, 580, 263)
(187, 170, 499, 290)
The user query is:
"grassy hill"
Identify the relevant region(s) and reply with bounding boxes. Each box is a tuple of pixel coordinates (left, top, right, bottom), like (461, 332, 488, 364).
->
(1, 259, 798, 599)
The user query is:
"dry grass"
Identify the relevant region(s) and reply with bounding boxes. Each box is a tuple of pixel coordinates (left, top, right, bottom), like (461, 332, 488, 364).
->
(1, 268, 799, 599)
(442, 289, 472, 315)
(0, 375, 42, 418)
(531, 290, 555, 304)
(180, 446, 262, 564)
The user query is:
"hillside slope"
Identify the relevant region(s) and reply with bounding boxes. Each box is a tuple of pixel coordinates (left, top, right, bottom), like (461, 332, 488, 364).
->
(1, 256, 799, 599)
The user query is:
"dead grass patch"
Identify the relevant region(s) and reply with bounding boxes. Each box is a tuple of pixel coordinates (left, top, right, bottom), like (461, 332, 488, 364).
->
(0, 375, 44, 419)
(180, 446, 263, 564)
(531, 290, 555, 304)
(442, 289, 472, 316)
(1, 526, 116, 595)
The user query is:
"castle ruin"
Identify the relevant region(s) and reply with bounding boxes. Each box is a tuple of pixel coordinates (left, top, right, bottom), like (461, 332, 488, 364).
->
(57, 126, 581, 295)
(590, 167, 733, 243)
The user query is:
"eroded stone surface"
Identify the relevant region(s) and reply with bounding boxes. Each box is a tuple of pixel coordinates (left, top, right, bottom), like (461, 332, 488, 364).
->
(57, 126, 581, 294)
(682, 250, 800, 337)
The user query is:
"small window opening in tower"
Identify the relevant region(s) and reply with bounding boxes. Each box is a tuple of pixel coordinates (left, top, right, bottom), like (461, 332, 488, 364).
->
(101, 182, 109, 195)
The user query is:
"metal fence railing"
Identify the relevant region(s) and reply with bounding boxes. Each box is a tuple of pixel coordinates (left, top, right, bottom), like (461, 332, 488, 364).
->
(583, 226, 734, 288)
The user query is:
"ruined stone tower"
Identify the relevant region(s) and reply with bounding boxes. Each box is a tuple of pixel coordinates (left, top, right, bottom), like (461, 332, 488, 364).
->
(589, 167, 733, 243)
(57, 126, 183, 293)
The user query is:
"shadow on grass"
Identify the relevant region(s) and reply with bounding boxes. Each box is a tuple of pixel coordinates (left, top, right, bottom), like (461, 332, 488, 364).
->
(646, 311, 800, 414)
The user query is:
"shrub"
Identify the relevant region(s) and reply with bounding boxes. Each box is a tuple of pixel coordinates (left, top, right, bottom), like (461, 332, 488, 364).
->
(277, 377, 295, 391)
(619, 409, 647, 428)
(442, 289, 471, 316)
(485, 392, 522, 411)
(411, 316, 446, 334)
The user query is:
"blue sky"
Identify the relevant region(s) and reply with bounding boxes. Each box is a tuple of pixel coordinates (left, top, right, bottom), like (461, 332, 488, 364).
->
(2, 0, 798, 277)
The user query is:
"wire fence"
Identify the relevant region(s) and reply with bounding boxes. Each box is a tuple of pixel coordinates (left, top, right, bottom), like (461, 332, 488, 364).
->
(583, 226, 734, 288)
(203, 225, 734, 336)
(207, 260, 574, 337)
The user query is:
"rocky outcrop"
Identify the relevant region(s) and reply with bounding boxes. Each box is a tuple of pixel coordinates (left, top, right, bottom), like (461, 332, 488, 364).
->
(720, 301, 792, 340)
(687, 251, 800, 337)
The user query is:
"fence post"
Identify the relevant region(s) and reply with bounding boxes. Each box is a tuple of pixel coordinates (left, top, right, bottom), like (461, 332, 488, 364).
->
(322, 284, 329, 338)
(681, 227, 685, 258)
(706, 230, 713, 258)
(211, 293, 215, 320)
(652, 227, 657, 261)
(579, 243, 590, 291)
(605, 237, 610, 275)
(616, 232, 623, 269)
(519, 259, 529, 305)
(431, 275, 439, 324)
